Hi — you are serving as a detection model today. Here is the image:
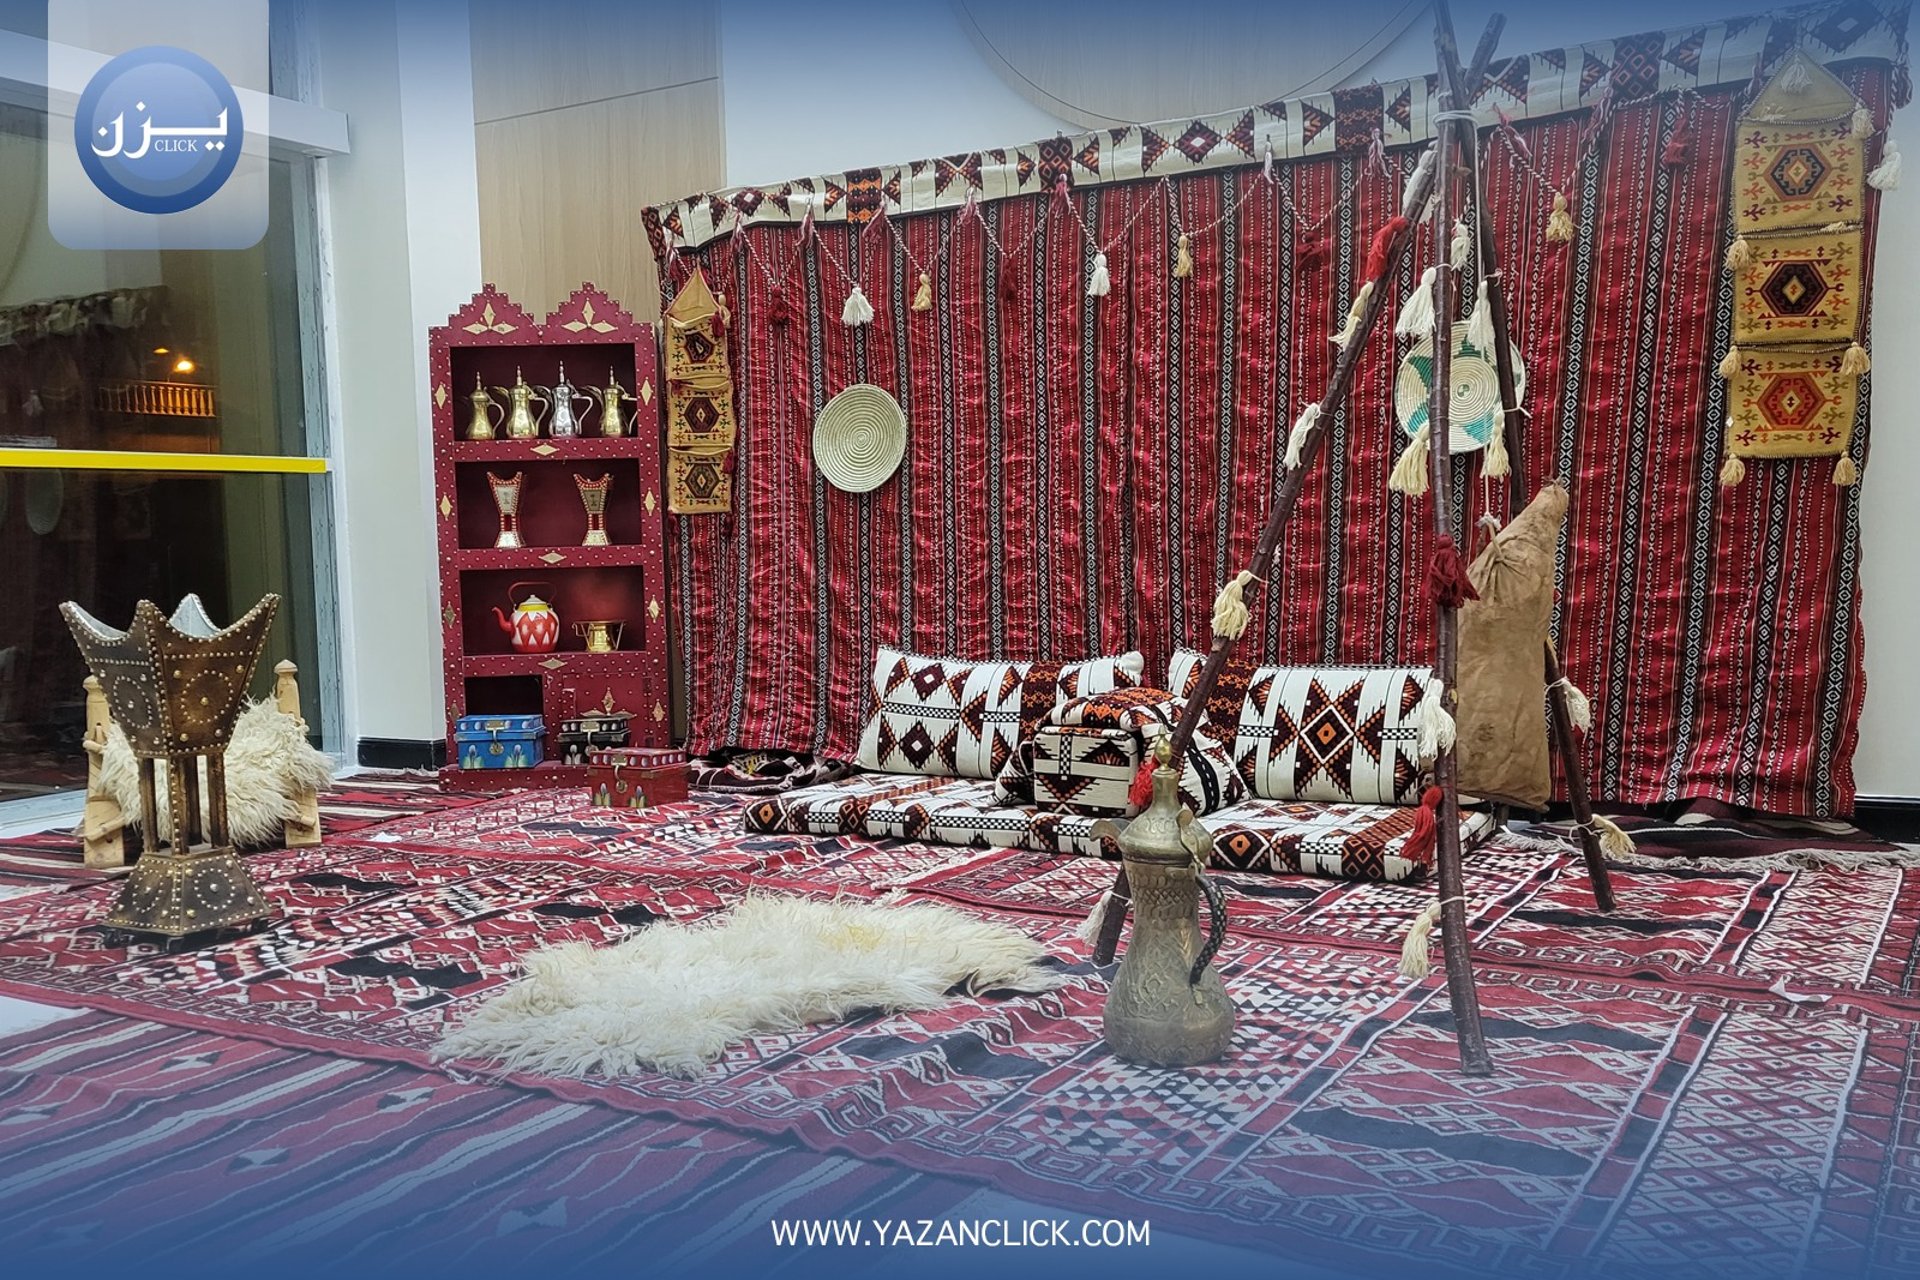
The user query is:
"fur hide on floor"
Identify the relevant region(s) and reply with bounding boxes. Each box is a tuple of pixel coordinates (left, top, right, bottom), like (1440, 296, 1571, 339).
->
(435, 896, 1065, 1079)
(97, 699, 333, 847)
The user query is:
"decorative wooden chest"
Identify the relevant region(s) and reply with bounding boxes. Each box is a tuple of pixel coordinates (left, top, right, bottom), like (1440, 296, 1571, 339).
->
(588, 746, 689, 809)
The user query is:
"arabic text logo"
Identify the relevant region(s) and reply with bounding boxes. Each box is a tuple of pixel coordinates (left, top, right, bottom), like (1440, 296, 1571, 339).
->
(75, 45, 242, 215)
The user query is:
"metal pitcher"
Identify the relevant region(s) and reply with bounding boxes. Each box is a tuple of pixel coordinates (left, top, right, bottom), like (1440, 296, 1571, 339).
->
(589, 369, 633, 437)
(466, 374, 504, 440)
(542, 363, 594, 438)
(491, 368, 550, 439)
(1101, 750, 1235, 1067)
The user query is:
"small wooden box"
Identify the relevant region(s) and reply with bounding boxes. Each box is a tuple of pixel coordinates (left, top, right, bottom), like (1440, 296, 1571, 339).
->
(558, 710, 633, 765)
(587, 746, 689, 809)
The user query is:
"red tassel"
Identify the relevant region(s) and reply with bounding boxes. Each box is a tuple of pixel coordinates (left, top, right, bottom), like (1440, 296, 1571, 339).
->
(1404, 785, 1443, 863)
(1427, 534, 1481, 608)
(767, 286, 791, 326)
(1128, 757, 1156, 809)
(1364, 214, 1411, 282)
(999, 258, 1019, 310)
(1662, 118, 1693, 167)
(1300, 227, 1329, 271)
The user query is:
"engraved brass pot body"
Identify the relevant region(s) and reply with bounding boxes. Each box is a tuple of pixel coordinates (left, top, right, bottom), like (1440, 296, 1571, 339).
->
(1102, 767, 1235, 1066)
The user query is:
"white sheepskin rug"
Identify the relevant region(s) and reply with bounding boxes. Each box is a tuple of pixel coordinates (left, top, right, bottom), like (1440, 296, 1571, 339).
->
(435, 895, 1065, 1080)
(98, 699, 333, 847)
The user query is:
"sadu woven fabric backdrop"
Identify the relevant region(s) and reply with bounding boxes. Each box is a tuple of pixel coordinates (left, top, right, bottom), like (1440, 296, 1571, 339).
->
(646, 5, 1909, 818)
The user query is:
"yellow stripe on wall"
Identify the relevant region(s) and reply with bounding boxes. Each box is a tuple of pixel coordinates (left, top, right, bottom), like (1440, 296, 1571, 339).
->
(0, 450, 329, 475)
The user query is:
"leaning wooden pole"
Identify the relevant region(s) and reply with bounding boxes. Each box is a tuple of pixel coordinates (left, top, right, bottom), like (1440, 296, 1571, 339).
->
(1431, 0, 1615, 911)
(1423, 20, 1494, 1075)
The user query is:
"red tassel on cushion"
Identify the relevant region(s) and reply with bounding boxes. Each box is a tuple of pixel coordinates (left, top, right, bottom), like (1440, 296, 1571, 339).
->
(1404, 786, 1443, 864)
(1364, 215, 1411, 282)
(767, 286, 791, 327)
(1128, 757, 1156, 809)
(1427, 533, 1481, 608)
(1662, 117, 1693, 167)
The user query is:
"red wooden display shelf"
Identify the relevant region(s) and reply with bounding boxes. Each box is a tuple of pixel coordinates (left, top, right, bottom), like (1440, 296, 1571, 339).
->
(429, 284, 672, 780)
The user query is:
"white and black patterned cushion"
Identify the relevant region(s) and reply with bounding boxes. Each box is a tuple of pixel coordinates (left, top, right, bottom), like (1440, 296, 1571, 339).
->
(1168, 650, 1434, 805)
(857, 646, 1145, 779)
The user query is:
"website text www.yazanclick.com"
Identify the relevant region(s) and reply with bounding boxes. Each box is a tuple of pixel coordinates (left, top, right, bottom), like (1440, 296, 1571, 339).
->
(770, 1218, 1150, 1249)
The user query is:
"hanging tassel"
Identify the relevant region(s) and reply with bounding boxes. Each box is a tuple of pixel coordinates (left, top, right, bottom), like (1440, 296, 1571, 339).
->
(1331, 282, 1373, 350)
(1725, 234, 1752, 271)
(911, 271, 932, 312)
(1779, 59, 1814, 93)
(1126, 757, 1156, 810)
(1262, 141, 1274, 184)
(1087, 251, 1111, 297)
(1403, 143, 1436, 217)
(999, 258, 1019, 308)
(1395, 268, 1438, 339)
(1483, 417, 1511, 478)
(1211, 569, 1256, 641)
(1852, 104, 1874, 139)
(1364, 216, 1410, 283)
(1841, 342, 1871, 375)
(841, 284, 874, 326)
(1174, 232, 1193, 279)
(1545, 191, 1575, 243)
(1466, 280, 1496, 353)
(767, 286, 791, 327)
(1300, 227, 1330, 271)
(1834, 454, 1859, 486)
(1662, 116, 1693, 167)
(1389, 423, 1431, 495)
(1720, 451, 1747, 487)
(1416, 680, 1457, 761)
(1449, 220, 1473, 271)
(1591, 814, 1636, 859)
(1398, 789, 1446, 892)
(1428, 534, 1481, 609)
(1868, 138, 1902, 190)
(1718, 344, 1741, 378)
(1285, 403, 1321, 471)
(1551, 676, 1593, 733)
(1399, 899, 1443, 979)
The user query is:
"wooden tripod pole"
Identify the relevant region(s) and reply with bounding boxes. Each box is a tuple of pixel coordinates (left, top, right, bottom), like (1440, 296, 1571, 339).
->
(1431, 0, 1616, 912)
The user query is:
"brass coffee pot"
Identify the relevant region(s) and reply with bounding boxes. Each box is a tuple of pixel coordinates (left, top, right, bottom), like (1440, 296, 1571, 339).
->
(1100, 743, 1235, 1066)
(491, 368, 550, 439)
(466, 374, 505, 440)
(589, 369, 633, 437)
(542, 363, 594, 438)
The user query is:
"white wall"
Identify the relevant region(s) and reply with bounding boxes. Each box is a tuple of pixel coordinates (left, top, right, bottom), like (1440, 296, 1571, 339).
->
(716, 0, 1920, 801)
(313, 0, 482, 746)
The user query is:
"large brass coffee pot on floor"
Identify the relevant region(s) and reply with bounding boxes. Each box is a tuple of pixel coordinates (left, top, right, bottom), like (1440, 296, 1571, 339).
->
(1101, 745, 1235, 1066)
(60, 594, 281, 940)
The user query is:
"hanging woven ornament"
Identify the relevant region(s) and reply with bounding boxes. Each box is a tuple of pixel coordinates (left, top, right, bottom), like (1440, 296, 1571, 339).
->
(1174, 232, 1193, 279)
(1395, 267, 1438, 339)
(1087, 251, 1111, 297)
(911, 271, 932, 312)
(1545, 191, 1575, 243)
(1390, 320, 1527, 494)
(842, 284, 874, 326)
(1869, 137, 1901, 190)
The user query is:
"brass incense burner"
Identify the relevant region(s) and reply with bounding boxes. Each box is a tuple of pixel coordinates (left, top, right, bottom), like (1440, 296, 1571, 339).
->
(59, 594, 282, 940)
(1101, 746, 1235, 1066)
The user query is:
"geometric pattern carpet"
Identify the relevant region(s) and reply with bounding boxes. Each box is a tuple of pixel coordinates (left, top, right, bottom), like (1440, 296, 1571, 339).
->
(0, 789, 1916, 1277)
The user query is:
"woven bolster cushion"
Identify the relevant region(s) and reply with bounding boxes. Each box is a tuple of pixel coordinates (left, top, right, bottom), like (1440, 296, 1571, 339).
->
(1168, 651, 1433, 805)
(857, 646, 1144, 780)
(1456, 483, 1570, 810)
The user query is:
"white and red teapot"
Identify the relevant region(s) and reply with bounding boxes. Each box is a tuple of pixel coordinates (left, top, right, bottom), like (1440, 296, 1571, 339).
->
(493, 581, 559, 653)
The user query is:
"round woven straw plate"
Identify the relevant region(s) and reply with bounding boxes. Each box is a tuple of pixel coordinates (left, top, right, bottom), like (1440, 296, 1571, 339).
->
(813, 382, 906, 493)
(1394, 321, 1525, 453)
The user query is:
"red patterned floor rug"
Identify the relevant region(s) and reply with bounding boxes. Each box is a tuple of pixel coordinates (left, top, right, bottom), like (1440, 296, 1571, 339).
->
(0, 788, 1917, 1277)
(0, 1010, 972, 1271)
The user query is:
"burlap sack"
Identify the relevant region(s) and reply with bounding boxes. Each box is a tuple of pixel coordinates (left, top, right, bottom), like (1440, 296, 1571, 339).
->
(1456, 483, 1569, 810)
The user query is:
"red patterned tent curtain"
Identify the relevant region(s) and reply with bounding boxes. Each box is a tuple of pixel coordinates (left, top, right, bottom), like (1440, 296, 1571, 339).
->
(649, 16, 1903, 817)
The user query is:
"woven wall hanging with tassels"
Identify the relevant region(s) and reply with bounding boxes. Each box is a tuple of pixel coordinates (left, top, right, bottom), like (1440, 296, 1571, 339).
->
(1717, 49, 1883, 488)
(663, 266, 738, 514)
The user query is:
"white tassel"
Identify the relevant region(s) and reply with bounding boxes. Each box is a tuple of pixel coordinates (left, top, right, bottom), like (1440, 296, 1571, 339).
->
(1399, 900, 1442, 979)
(1466, 280, 1495, 353)
(1449, 219, 1473, 270)
(1087, 251, 1111, 297)
(911, 272, 932, 312)
(1552, 676, 1593, 733)
(1545, 191, 1575, 243)
(1852, 104, 1873, 139)
(1483, 415, 1511, 478)
(1331, 281, 1373, 349)
(1591, 814, 1636, 859)
(1395, 268, 1438, 339)
(1778, 59, 1813, 93)
(1869, 138, 1901, 191)
(1720, 451, 1747, 486)
(1389, 423, 1431, 496)
(1285, 403, 1321, 471)
(1719, 344, 1741, 379)
(1174, 233, 1193, 279)
(1416, 676, 1456, 762)
(1841, 342, 1871, 376)
(1725, 234, 1752, 271)
(1211, 569, 1256, 641)
(1077, 889, 1120, 946)
(1262, 142, 1275, 184)
(1403, 144, 1436, 217)
(841, 285, 874, 326)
